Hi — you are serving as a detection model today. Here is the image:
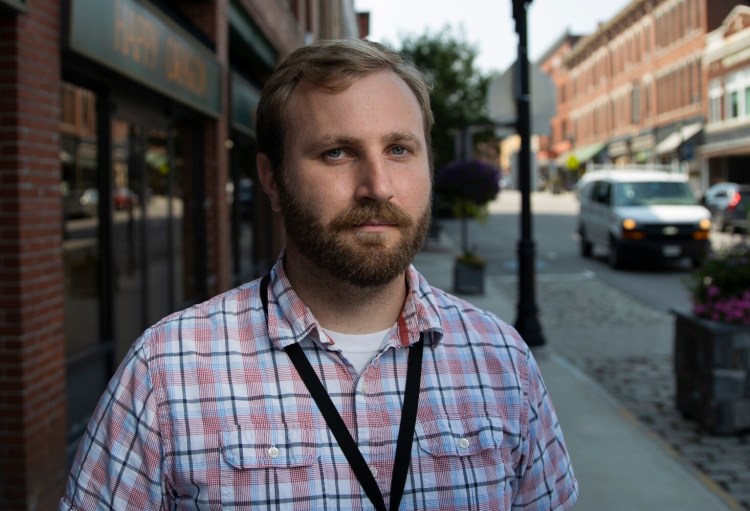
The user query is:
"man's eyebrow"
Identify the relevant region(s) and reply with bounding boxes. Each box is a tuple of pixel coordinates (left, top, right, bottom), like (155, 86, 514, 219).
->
(382, 131, 423, 149)
(304, 132, 424, 154)
(304, 135, 357, 154)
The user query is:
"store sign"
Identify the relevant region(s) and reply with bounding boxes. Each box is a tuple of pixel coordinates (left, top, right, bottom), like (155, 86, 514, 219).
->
(231, 73, 261, 135)
(68, 0, 222, 117)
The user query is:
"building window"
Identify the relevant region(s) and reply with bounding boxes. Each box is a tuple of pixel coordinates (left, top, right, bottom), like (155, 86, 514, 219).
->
(708, 79, 722, 124)
(729, 91, 739, 118)
(725, 69, 750, 122)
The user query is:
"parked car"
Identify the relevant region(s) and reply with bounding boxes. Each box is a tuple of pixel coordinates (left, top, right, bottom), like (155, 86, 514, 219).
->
(63, 187, 99, 219)
(715, 184, 750, 234)
(577, 167, 711, 268)
(114, 187, 138, 210)
(701, 182, 739, 229)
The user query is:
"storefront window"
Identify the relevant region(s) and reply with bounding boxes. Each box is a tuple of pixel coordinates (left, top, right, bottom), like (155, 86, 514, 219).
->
(61, 81, 109, 453)
(111, 119, 190, 361)
(229, 134, 257, 285)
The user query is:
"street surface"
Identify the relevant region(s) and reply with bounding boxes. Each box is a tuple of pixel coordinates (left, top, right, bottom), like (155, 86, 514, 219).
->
(437, 190, 750, 510)
(440, 189, 743, 313)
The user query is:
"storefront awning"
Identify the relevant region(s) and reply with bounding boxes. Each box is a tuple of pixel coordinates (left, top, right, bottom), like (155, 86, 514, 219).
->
(655, 122, 703, 155)
(554, 142, 606, 169)
(699, 136, 750, 158)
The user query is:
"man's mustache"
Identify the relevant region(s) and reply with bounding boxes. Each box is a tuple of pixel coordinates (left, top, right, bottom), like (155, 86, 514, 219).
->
(329, 201, 413, 230)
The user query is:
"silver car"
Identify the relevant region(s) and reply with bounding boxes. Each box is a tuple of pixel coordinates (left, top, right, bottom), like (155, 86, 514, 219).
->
(701, 182, 739, 230)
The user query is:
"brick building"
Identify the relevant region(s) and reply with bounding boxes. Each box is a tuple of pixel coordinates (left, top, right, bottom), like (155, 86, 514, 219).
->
(0, 1, 363, 509)
(702, 5, 750, 186)
(537, 30, 582, 189)
(544, 0, 737, 190)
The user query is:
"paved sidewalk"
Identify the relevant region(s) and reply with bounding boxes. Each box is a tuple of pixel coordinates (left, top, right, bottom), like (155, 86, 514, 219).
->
(413, 232, 743, 511)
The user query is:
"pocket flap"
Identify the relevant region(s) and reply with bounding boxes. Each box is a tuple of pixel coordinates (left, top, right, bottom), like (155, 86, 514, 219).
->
(221, 427, 318, 469)
(416, 416, 504, 457)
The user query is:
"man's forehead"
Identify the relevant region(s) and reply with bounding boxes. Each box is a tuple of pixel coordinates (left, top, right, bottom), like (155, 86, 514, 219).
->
(285, 71, 425, 134)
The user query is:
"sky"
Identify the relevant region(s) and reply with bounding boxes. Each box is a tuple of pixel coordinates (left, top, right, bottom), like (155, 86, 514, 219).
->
(353, 0, 632, 73)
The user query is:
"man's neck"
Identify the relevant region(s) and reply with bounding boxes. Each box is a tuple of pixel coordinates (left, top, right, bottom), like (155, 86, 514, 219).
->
(282, 248, 408, 334)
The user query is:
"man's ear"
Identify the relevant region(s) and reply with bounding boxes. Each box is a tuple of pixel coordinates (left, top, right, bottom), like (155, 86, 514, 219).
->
(257, 152, 282, 212)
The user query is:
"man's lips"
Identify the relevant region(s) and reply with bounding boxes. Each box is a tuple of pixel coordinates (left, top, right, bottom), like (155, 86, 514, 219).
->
(356, 220, 396, 227)
(352, 221, 397, 231)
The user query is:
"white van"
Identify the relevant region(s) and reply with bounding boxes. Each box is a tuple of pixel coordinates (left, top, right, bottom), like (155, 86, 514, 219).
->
(577, 166, 711, 268)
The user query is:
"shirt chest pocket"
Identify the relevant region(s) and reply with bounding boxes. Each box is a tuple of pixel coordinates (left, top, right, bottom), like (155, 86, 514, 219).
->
(415, 416, 516, 510)
(219, 426, 322, 510)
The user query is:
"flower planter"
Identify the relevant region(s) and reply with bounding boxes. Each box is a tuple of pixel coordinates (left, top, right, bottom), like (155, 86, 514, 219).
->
(673, 309, 750, 435)
(453, 259, 485, 295)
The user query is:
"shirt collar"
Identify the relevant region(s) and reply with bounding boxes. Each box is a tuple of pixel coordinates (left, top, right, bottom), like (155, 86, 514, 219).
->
(264, 254, 444, 351)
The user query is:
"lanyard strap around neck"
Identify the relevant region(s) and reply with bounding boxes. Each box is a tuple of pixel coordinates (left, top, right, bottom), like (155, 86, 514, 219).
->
(260, 274, 423, 511)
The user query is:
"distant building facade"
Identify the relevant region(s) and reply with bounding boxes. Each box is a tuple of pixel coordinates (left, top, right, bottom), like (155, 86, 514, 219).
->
(542, 0, 737, 190)
(702, 5, 750, 186)
(537, 31, 582, 189)
(0, 1, 363, 509)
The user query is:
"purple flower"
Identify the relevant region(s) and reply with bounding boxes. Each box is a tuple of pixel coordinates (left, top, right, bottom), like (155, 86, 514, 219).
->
(434, 159, 501, 207)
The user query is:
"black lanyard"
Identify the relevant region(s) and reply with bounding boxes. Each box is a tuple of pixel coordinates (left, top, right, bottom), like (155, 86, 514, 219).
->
(260, 275, 423, 511)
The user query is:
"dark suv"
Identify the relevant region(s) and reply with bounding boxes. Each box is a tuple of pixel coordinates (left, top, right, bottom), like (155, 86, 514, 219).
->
(716, 184, 750, 233)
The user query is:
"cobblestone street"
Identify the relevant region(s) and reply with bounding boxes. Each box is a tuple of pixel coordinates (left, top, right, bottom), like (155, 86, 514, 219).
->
(494, 274, 750, 510)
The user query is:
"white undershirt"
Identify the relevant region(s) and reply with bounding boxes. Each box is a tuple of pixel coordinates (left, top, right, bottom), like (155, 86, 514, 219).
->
(323, 327, 392, 375)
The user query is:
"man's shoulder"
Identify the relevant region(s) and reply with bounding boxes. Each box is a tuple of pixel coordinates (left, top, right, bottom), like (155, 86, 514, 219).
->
(138, 279, 265, 353)
(426, 284, 526, 351)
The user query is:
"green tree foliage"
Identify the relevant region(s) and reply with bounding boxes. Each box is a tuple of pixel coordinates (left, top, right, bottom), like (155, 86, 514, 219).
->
(397, 26, 492, 170)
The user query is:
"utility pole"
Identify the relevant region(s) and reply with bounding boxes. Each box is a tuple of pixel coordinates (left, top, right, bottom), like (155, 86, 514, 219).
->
(512, 0, 545, 347)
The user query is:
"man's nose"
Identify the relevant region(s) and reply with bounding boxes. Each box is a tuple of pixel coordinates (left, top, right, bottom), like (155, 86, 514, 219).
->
(355, 155, 394, 202)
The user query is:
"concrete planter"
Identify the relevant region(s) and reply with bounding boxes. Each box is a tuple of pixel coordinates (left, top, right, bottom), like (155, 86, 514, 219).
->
(673, 310, 750, 435)
(453, 259, 485, 295)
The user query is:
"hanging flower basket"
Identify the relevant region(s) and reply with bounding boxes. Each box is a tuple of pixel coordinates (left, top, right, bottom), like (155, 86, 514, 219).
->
(434, 159, 500, 295)
(434, 159, 501, 224)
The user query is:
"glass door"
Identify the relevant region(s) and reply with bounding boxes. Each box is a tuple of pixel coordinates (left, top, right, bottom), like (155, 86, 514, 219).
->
(111, 118, 189, 361)
(229, 131, 257, 285)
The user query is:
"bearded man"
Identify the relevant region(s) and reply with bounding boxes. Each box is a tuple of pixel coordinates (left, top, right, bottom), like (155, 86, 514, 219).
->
(61, 39, 577, 511)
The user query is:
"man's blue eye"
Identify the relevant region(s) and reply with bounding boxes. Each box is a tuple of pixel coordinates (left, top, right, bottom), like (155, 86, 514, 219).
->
(325, 148, 343, 159)
(392, 146, 407, 155)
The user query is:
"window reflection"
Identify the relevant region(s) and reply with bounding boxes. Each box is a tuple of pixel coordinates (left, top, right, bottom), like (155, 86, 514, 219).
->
(112, 120, 188, 361)
(61, 82, 100, 359)
(61, 81, 104, 454)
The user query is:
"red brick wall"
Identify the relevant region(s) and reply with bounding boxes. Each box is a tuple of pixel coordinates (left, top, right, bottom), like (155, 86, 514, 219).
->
(0, 2, 67, 510)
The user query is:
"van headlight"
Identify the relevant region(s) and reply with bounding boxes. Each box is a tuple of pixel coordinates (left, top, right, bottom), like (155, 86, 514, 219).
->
(621, 218, 644, 240)
(622, 218, 637, 230)
(693, 218, 711, 240)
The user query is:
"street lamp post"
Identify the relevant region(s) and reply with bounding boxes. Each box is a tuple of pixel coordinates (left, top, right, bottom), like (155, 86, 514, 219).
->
(512, 0, 545, 347)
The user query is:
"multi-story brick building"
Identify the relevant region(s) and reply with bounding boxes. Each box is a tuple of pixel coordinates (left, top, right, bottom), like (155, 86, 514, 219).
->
(702, 5, 750, 186)
(545, 0, 736, 190)
(537, 30, 582, 189)
(0, 1, 363, 509)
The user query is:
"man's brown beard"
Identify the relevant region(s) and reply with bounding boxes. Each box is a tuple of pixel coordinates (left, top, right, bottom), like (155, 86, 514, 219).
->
(278, 185, 431, 288)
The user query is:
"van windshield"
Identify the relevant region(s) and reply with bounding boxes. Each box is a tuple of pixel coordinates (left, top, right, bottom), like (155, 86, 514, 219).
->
(614, 181, 697, 206)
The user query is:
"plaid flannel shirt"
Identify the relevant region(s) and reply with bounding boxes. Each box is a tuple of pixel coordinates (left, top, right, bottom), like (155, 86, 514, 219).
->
(61, 259, 577, 510)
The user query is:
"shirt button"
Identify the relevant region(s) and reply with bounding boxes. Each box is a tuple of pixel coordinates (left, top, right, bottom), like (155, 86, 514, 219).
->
(458, 438, 470, 449)
(369, 464, 378, 478)
(361, 381, 369, 394)
(268, 446, 280, 458)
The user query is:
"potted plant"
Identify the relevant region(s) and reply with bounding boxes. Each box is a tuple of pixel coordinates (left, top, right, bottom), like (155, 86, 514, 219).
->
(674, 241, 750, 434)
(433, 159, 501, 294)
